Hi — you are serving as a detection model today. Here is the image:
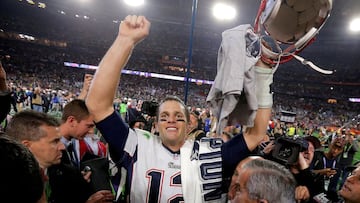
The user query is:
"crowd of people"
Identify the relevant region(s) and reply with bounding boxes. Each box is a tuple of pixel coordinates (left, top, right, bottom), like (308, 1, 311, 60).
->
(1, 0, 360, 102)
(1, 14, 360, 203)
(1, 1, 360, 202)
(0, 34, 359, 127)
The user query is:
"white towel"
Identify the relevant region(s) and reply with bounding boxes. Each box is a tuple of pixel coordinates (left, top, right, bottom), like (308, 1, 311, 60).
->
(206, 24, 260, 135)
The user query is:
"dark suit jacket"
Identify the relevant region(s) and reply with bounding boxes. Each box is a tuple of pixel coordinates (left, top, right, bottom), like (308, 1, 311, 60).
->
(0, 91, 11, 123)
(47, 149, 92, 203)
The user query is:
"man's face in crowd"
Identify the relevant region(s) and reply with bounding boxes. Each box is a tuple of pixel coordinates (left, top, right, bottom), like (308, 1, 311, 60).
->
(339, 166, 360, 203)
(189, 114, 198, 130)
(25, 125, 65, 168)
(228, 156, 263, 201)
(230, 169, 259, 203)
(302, 141, 315, 165)
(156, 100, 188, 149)
(328, 142, 344, 159)
(133, 121, 145, 129)
(72, 115, 95, 140)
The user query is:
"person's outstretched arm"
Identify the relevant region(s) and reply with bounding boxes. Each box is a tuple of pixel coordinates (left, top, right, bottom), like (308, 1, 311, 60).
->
(244, 59, 273, 151)
(77, 74, 93, 100)
(221, 59, 273, 180)
(86, 15, 150, 122)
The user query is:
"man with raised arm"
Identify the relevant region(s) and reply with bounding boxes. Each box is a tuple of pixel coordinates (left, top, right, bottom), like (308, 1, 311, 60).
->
(86, 15, 273, 202)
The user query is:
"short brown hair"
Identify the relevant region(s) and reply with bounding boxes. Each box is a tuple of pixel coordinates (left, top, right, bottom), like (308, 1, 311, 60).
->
(157, 96, 190, 123)
(6, 110, 60, 142)
(61, 99, 90, 122)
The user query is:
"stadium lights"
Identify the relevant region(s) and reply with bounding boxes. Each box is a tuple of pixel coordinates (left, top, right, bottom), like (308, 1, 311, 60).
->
(124, 0, 144, 7)
(38, 2, 46, 8)
(349, 17, 360, 32)
(19, 33, 35, 41)
(26, 0, 35, 5)
(212, 2, 236, 20)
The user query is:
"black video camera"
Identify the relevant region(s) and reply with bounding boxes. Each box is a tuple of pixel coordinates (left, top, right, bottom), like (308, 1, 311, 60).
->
(141, 100, 159, 117)
(271, 136, 309, 165)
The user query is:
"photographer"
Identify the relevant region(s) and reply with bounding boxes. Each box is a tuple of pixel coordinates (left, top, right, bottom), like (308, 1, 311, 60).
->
(311, 137, 345, 202)
(257, 135, 326, 202)
(126, 108, 147, 130)
(139, 100, 158, 133)
(289, 136, 324, 203)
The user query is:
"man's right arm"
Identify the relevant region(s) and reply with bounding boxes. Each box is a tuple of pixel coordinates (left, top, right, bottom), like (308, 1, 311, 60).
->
(86, 15, 150, 123)
(86, 15, 150, 162)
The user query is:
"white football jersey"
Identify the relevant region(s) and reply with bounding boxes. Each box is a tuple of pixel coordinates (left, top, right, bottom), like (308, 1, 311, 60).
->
(124, 129, 183, 203)
(123, 129, 226, 203)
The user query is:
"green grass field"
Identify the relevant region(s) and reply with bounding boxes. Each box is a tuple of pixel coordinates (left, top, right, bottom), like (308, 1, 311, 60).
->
(354, 151, 360, 164)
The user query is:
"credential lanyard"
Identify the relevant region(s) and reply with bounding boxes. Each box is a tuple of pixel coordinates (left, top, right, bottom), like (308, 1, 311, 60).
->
(323, 157, 336, 169)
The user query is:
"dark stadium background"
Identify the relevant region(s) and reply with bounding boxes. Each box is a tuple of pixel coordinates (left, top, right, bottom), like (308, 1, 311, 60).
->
(1, 0, 359, 98)
(0, 0, 359, 110)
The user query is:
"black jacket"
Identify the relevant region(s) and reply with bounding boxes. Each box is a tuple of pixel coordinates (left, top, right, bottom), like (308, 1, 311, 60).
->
(293, 168, 324, 203)
(0, 91, 11, 123)
(47, 149, 92, 203)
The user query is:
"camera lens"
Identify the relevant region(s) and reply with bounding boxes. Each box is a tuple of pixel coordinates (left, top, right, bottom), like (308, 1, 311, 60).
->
(83, 166, 91, 172)
(278, 146, 292, 159)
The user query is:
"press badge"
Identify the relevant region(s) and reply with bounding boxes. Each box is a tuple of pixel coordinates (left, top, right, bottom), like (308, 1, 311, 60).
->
(343, 152, 348, 158)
